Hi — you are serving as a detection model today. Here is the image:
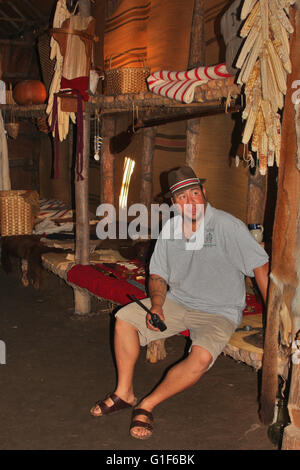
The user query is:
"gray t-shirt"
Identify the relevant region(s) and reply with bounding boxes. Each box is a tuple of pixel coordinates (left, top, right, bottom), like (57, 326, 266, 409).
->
(149, 203, 269, 326)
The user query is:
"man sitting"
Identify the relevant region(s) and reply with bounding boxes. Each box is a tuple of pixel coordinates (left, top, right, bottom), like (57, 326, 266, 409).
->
(90, 166, 269, 440)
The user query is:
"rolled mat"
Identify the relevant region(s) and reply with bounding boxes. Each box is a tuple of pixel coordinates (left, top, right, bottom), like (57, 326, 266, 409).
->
(147, 63, 232, 103)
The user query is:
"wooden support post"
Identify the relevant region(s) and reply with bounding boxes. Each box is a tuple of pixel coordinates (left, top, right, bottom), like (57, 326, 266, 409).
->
(105, 0, 120, 18)
(146, 338, 167, 363)
(140, 127, 156, 209)
(246, 167, 267, 225)
(186, 0, 205, 168)
(260, 8, 300, 450)
(74, 111, 91, 315)
(101, 116, 115, 205)
(140, 126, 166, 363)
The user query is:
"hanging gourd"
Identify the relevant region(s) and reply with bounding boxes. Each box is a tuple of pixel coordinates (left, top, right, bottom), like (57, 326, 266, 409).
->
(13, 80, 47, 105)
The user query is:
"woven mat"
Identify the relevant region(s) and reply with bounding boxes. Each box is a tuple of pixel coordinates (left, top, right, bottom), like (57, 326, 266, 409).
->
(104, 0, 149, 70)
(147, 0, 194, 72)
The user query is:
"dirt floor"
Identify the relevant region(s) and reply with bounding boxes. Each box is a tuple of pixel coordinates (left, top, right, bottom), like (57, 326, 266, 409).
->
(0, 261, 277, 452)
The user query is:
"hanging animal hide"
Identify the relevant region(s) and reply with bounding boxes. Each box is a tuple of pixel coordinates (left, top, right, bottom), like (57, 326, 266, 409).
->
(260, 4, 300, 425)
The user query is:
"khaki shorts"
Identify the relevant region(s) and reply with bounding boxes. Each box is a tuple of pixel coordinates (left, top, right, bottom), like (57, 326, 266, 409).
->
(116, 297, 237, 364)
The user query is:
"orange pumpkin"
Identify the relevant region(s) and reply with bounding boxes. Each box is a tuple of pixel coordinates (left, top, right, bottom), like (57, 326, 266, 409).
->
(13, 80, 47, 105)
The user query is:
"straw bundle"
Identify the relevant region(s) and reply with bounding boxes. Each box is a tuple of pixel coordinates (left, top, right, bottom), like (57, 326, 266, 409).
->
(236, 0, 296, 174)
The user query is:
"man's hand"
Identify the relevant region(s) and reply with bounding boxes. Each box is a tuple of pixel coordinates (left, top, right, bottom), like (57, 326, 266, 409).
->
(146, 305, 166, 331)
(148, 274, 167, 331)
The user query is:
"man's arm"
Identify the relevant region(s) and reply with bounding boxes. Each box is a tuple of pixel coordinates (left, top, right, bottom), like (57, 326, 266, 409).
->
(253, 262, 269, 303)
(147, 274, 167, 330)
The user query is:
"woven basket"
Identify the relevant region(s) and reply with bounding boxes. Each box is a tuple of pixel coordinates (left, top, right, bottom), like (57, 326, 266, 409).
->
(105, 56, 150, 95)
(0, 190, 38, 236)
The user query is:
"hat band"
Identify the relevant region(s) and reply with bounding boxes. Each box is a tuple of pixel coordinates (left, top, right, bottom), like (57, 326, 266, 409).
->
(170, 177, 200, 193)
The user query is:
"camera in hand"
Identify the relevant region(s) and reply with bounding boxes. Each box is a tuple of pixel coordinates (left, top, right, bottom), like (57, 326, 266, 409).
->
(149, 313, 167, 332)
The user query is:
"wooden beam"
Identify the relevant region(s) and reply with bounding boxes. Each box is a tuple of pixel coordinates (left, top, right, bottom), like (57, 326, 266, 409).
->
(75, 112, 90, 265)
(186, 0, 205, 169)
(74, 111, 91, 315)
(246, 167, 267, 225)
(188, 0, 205, 69)
(101, 116, 115, 205)
(140, 127, 156, 209)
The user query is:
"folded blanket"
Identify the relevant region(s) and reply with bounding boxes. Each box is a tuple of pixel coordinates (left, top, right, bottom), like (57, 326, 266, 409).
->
(37, 198, 73, 221)
(147, 63, 232, 103)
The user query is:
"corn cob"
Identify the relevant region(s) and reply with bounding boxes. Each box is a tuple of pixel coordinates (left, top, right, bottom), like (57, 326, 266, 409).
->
(240, 34, 263, 84)
(264, 51, 282, 111)
(269, 0, 294, 33)
(236, 24, 261, 69)
(251, 106, 265, 149)
(258, 150, 268, 175)
(245, 61, 260, 94)
(261, 130, 268, 155)
(243, 84, 261, 119)
(260, 50, 270, 101)
(270, 13, 290, 56)
(240, 2, 260, 38)
(260, 0, 269, 41)
(266, 39, 287, 95)
(268, 149, 275, 166)
(269, 13, 291, 72)
(268, 136, 276, 151)
(261, 99, 273, 135)
(251, 123, 261, 152)
(243, 98, 262, 144)
(241, 0, 258, 20)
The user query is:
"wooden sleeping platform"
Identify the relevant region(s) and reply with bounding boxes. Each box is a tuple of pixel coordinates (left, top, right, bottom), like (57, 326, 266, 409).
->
(223, 314, 263, 370)
(41, 250, 264, 369)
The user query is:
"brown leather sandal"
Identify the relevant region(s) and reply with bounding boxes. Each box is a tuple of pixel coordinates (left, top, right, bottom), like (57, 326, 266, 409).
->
(90, 392, 137, 417)
(129, 408, 154, 440)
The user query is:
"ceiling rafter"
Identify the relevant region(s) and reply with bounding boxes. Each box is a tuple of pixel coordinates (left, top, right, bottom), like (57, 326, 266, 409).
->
(0, 0, 50, 38)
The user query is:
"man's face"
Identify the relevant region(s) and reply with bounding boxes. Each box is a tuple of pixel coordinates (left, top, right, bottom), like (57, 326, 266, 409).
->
(172, 185, 206, 222)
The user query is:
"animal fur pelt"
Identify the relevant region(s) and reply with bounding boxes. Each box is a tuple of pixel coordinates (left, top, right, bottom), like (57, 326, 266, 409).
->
(1, 235, 72, 289)
(260, 4, 300, 425)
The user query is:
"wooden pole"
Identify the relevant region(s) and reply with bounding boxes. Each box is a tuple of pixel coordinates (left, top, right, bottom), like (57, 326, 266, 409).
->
(188, 0, 205, 70)
(105, 0, 120, 18)
(186, 0, 205, 168)
(259, 5, 300, 450)
(100, 116, 115, 205)
(246, 167, 267, 225)
(140, 126, 167, 364)
(140, 127, 156, 209)
(281, 2, 300, 449)
(74, 111, 91, 315)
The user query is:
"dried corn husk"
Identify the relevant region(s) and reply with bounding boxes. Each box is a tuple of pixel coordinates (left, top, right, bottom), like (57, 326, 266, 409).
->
(236, 0, 294, 174)
(46, 0, 75, 142)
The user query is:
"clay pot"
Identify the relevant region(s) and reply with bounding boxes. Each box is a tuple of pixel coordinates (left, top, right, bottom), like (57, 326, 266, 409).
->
(13, 80, 47, 105)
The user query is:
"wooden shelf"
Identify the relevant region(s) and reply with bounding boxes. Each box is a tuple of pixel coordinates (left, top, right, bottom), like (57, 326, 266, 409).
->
(0, 77, 241, 120)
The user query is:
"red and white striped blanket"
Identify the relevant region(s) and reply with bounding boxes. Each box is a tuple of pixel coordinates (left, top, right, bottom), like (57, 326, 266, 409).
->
(147, 63, 232, 103)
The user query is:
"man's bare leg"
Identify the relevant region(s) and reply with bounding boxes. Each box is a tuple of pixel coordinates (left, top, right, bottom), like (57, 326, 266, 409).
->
(130, 345, 212, 439)
(90, 317, 140, 415)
